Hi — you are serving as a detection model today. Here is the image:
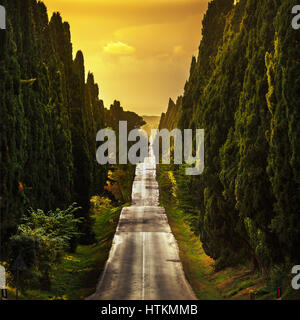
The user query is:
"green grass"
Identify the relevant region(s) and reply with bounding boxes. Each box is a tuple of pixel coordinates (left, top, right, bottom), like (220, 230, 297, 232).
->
(6, 203, 124, 300)
(162, 201, 223, 300)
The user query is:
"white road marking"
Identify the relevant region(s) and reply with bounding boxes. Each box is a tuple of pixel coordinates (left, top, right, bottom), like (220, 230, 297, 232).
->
(142, 232, 146, 300)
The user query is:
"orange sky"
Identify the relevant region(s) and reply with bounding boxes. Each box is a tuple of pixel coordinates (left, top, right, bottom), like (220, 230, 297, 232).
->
(44, 0, 208, 116)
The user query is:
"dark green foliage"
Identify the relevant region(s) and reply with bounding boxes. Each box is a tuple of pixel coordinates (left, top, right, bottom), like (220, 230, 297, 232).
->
(160, 0, 300, 277)
(8, 204, 81, 291)
(0, 0, 110, 255)
(265, 0, 300, 265)
(0, 0, 145, 258)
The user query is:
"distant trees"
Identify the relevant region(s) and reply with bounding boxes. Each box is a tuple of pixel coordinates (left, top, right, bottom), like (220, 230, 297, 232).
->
(105, 100, 146, 132)
(159, 0, 300, 277)
(159, 97, 182, 131)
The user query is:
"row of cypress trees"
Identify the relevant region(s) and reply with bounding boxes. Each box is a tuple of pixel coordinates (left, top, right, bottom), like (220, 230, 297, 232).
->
(159, 0, 300, 277)
(0, 0, 144, 255)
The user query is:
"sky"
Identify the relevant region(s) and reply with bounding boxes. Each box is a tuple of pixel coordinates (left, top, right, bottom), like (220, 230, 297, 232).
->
(44, 0, 208, 116)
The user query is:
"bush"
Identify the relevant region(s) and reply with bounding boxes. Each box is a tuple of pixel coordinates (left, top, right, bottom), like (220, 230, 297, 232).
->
(8, 204, 82, 291)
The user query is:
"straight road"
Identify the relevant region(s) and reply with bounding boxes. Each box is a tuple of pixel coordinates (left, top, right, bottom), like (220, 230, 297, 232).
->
(87, 140, 196, 300)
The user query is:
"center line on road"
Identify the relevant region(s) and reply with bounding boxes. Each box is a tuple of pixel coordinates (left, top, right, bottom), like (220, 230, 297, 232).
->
(142, 231, 145, 300)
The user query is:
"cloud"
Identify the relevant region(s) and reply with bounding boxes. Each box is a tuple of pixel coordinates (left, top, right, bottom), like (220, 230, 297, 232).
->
(103, 41, 136, 55)
(173, 45, 185, 56)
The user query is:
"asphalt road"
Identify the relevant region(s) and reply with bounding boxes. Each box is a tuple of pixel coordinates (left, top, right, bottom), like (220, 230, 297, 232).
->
(87, 142, 196, 300)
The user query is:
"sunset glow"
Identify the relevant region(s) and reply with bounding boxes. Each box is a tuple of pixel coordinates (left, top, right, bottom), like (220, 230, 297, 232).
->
(44, 0, 208, 115)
